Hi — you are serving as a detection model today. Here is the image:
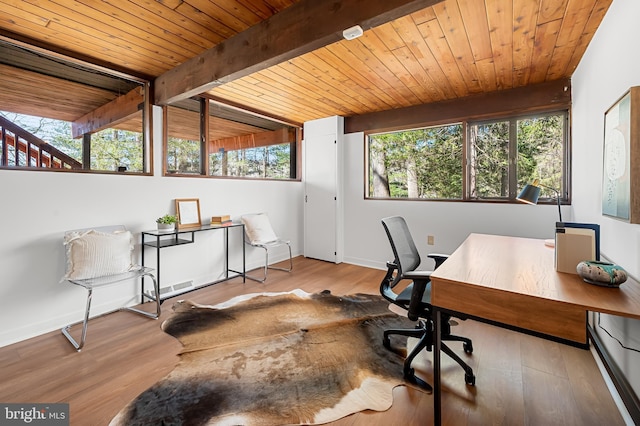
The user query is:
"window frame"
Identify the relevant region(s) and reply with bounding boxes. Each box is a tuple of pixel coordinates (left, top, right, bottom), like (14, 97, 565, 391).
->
(0, 40, 153, 176)
(365, 108, 571, 204)
(162, 98, 301, 181)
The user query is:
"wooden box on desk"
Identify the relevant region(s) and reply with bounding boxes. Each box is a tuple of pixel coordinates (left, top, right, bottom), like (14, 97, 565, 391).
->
(555, 222, 600, 274)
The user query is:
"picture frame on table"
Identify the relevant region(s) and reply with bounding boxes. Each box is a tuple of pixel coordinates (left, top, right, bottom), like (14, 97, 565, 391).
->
(175, 198, 201, 229)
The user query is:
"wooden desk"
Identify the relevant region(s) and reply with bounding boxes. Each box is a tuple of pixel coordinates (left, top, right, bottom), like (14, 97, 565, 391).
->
(429, 233, 640, 425)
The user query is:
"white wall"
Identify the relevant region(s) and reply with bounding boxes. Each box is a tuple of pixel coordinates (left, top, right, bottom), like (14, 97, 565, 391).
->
(0, 106, 303, 347)
(342, 131, 569, 269)
(572, 0, 640, 397)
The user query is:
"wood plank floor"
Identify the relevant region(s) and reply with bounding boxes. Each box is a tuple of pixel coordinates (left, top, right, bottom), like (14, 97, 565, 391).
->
(0, 257, 626, 425)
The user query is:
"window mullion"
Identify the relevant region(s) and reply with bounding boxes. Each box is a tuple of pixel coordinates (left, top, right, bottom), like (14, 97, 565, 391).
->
(508, 119, 518, 199)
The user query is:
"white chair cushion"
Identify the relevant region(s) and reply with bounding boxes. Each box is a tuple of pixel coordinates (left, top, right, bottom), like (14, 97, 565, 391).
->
(242, 213, 278, 245)
(64, 229, 134, 280)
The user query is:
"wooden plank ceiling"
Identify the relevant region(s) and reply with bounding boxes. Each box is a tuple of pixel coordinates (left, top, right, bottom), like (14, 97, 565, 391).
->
(0, 0, 613, 140)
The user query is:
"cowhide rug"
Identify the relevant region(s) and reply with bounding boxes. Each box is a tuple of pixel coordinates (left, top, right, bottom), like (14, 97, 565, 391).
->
(110, 289, 425, 426)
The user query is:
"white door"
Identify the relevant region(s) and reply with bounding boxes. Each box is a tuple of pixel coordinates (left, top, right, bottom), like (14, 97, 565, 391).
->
(304, 133, 337, 262)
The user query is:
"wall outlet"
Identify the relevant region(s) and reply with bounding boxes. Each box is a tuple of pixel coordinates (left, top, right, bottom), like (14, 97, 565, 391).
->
(427, 235, 435, 245)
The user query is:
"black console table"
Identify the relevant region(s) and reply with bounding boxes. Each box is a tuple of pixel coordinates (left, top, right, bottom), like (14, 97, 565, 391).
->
(141, 223, 245, 302)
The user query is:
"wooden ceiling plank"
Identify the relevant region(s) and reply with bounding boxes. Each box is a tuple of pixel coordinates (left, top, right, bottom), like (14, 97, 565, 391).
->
(417, 18, 469, 97)
(307, 48, 375, 91)
(485, 0, 514, 90)
(1, 2, 50, 27)
(174, 2, 238, 40)
(457, 0, 493, 62)
(206, 0, 267, 26)
(555, 0, 597, 48)
(71, 87, 144, 138)
(154, 0, 444, 105)
(212, 82, 324, 122)
(511, 0, 540, 87)
(433, 1, 483, 93)
(128, 0, 234, 44)
(44, 0, 204, 59)
(474, 57, 498, 93)
(409, 5, 437, 25)
(390, 15, 455, 99)
(250, 68, 350, 115)
(43, 21, 175, 75)
(248, 72, 346, 117)
(387, 45, 439, 103)
(180, 0, 252, 33)
(316, 43, 405, 109)
(205, 94, 303, 128)
(233, 0, 280, 20)
(359, 30, 431, 104)
(529, 19, 562, 83)
(219, 84, 323, 123)
(238, 0, 298, 20)
(158, 0, 183, 10)
(99, 0, 219, 51)
(562, 0, 613, 78)
(371, 22, 408, 51)
(343, 35, 423, 107)
(266, 61, 371, 114)
(538, 0, 570, 25)
(47, 0, 197, 64)
(296, 52, 395, 112)
(1, 6, 178, 75)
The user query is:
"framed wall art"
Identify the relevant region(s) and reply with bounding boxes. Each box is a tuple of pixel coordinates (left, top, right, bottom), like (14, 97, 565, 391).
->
(175, 198, 201, 229)
(602, 86, 640, 223)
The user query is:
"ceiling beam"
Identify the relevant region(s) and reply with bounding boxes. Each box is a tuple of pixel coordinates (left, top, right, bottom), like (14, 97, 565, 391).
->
(71, 87, 144, 138)
(345, 79, 572, 134)
(154, 0, 442, 106)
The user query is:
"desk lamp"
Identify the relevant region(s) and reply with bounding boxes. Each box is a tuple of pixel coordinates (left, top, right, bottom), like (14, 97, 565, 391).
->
(517, 179, 562, 247)
(516, 179, 562, 222)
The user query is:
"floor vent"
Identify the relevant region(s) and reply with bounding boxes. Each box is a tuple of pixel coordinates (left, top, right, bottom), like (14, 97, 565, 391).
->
(152, 280, 195, 299)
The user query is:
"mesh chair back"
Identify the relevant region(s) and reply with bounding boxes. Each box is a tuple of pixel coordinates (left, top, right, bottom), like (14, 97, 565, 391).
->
(381, 216, 421, 279)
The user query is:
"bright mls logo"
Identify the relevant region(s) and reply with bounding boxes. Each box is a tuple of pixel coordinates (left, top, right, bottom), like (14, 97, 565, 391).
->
(1, 404, 69, 425)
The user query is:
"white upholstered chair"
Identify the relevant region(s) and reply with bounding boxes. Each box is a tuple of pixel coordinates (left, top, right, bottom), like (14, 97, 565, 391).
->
(61, 225, 160, 351)
(241, 213, 292, 282)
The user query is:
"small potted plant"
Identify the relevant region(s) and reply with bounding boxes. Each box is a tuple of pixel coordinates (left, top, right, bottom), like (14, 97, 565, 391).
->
(156, 214, 178, 232)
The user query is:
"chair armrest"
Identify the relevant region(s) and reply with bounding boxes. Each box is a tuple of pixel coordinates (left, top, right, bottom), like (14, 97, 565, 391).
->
(404, 270, 432, 280)
(427, 253, 449, 269)
(407, 278, 429, 322)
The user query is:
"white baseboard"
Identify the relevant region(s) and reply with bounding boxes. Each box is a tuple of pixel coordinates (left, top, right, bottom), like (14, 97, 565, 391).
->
(591, 345, 635, 425)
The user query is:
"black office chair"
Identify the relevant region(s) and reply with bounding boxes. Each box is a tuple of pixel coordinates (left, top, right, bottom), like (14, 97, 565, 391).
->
(380, 216, 475, 391)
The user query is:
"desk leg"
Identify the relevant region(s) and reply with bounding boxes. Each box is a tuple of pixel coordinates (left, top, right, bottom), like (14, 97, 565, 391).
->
(242, 226, 246, 283)
(156, 235, 162, 302)
(224, 228, 229, 280)
(434, 308, 442, 425)
(141, 234, 145, 304)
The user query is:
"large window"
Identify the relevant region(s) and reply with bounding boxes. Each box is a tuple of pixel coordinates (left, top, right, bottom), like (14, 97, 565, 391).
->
(166, 104, 201, 174)
(210, 143, 292, 178)
(0, 41, 151, 174)
(0, 110, 147, 173)
(165, 98, 298, 179)
(367, 110, 569, 202)
(368, 124, 463, 199)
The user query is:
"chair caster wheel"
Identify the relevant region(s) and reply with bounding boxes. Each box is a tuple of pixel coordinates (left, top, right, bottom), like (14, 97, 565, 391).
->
(463, 342, 473, 354)
(465, 373, 476, 386)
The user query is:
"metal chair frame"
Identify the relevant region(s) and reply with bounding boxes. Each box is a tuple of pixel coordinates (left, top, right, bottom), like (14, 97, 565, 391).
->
(61, 226, 160, 351)
(244, 238, 293, 282)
